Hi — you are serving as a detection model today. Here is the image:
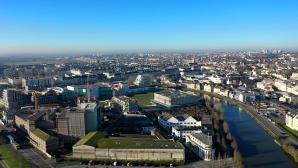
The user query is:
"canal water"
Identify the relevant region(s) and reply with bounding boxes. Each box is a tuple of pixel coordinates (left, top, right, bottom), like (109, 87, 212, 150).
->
(222, 103, 297, 168)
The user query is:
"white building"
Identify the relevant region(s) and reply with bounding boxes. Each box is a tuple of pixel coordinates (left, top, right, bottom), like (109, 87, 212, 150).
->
(158, 113, 201, 129)
(154, 90, 200, 107)
(207, 75, 223, 84)
(218, 88, 229, 97)
(285, 112, 298, 131)
(134, 74, 151, 86)
(186, 133, 214, 161)
(213, 86, 221, 95)
(7, 78, 22, 86)
(172, 127, 201, 139)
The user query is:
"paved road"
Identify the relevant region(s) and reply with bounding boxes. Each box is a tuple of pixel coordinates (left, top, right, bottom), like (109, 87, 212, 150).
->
(18, 146, 54, 168)
(59, 158, 234, 168)
(0, 161, 6, 168)
(61, 166, 168, 168)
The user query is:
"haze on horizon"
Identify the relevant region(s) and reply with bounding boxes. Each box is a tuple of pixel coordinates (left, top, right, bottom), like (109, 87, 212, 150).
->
(0, 0, 298, 55)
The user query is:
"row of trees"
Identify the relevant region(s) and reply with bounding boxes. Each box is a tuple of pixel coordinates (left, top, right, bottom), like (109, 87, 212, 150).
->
(205, 97, 244, 168)
(279, 140, 298, 162)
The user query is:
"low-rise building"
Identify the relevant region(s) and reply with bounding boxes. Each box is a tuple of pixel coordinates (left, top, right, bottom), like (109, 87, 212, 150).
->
(172, 127, 201, 139)
(15, 107, 59, 156)
(185, 133, 214, 161)
(29, 128, 59, 155)
(154, 90, 200, 108)
(112, 96, 139, 114)
(72, 132, 185, 164)
(285, 112, 298, 131)
(158, 113, 201, 129)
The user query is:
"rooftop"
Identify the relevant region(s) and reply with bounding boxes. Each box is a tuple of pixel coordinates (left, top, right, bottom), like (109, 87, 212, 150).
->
(74, 131, 107, 147)
(31, 128, 54, 141)
(191, 132, 213, 146)
(156, 90, 197, 98)
(97, 137, 183, 149)
(74, 132, 183, 149)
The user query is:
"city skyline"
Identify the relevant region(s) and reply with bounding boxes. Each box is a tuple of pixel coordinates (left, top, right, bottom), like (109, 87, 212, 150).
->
(0, 0, 298, 55)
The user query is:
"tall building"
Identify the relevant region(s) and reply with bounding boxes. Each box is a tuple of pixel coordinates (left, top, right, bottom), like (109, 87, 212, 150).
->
(1, 89, 31, 121)
(78, 102, 101, 132)
(56, 108, 86, 142)
(56, 102, 101, 142)
(22, 77, 53, 90)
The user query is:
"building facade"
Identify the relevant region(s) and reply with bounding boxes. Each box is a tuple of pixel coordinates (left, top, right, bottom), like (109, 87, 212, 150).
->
(185, 133, 214, 161)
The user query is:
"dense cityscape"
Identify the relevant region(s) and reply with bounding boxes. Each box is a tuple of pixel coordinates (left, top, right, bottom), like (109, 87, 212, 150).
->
(0, 50, 297, 168)
(1, 1, 298, 168)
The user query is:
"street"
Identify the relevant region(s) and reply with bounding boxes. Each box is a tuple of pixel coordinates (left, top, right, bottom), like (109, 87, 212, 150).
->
(18, 146, 54, 168)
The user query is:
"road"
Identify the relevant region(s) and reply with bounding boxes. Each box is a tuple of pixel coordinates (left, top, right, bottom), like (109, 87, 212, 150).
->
(0, 161, 6, 168)
(18, 146, 54, 168)
(13, 130, 54, 168)
(1, 123, 54, 168)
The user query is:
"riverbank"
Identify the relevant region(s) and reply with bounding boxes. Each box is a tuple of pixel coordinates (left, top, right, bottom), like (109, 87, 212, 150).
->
(186, 89, 298, 163)
(187, 89, 283, 138)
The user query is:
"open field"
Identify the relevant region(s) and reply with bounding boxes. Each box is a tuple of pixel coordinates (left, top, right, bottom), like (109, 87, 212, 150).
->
(132, 92, 155, 107)
(0, 144, 31, 168)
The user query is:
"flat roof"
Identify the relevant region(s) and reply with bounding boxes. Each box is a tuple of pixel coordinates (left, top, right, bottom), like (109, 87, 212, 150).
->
(31, 129, 53, 141)
(97, 137, 183, 149)
(74, 131, 106, 147)
(75, 132, 183, 150)
(156, 90, 197, 98)
(191, 133, 212, 146)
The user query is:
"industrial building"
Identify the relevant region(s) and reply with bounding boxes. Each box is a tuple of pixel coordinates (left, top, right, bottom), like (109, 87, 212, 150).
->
(56, 102, 101, 142)
(158, 112, 201, 129)
(15, 107, 59, 156)
(72, 132, 185, 164)
(153, 90, 201, 108)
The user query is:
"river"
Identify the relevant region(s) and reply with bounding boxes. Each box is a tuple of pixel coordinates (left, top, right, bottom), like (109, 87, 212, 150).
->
(221, 102, 297, 168)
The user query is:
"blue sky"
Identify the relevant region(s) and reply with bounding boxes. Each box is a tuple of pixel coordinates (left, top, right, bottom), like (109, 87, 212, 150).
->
(0, 0, 298, 54)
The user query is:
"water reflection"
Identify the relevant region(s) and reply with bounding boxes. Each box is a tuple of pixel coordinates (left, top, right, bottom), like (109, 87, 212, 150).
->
(205, 95, 296, 168)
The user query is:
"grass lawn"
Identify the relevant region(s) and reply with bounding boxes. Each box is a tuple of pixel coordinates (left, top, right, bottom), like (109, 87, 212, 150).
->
(74, 131, 107, 147)
(132, 92, 155, 107)
(277, 123, 298, 140)
(0, 144, 31, 168)
(97, 137, 182, 149)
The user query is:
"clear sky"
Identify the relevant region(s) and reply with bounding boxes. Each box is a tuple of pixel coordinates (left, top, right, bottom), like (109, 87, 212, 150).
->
(0, 0, 298, 54)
